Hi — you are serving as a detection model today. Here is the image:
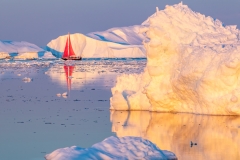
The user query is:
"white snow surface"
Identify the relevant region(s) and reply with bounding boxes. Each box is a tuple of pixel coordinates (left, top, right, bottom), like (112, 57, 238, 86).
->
(87, 25, 146, 45)
(110, 3, 240, 115)
(45, 136, 177, 160)
(47, 33, 146, 58)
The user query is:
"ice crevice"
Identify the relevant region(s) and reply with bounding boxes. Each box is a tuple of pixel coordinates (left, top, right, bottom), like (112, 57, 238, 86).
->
(110, 3, 240, 115)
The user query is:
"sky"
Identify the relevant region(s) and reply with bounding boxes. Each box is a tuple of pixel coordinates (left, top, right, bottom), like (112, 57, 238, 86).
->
(0, 0, 240, 47)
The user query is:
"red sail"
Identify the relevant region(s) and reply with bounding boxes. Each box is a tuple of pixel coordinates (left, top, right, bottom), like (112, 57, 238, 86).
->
(62, 36, 69, 58)
(68, 34, 76, 57)
(62, 33, 76, 58)
(64, 65, 75, 91)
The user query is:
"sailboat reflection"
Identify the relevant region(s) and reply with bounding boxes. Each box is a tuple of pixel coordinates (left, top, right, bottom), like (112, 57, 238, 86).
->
(110, 111, 240, 160)
(63, 65, 75, 92)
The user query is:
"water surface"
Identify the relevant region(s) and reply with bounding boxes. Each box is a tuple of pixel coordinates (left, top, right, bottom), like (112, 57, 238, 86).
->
(0, 59, 239, 160)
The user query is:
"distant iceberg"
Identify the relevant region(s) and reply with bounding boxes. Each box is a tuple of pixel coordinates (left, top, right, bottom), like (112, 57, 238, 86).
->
(0, 52, 10, 59)
(45, 136, 177, 160)
(0, 40, 55, 60)
(0, 40, 43, 53)
(110, 3, 240, 115)
(46, 32, 146, 58)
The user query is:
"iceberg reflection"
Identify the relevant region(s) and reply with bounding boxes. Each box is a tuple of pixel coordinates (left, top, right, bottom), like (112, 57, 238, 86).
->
(46, 60, 145, 90)
(111, 111, 240, 159)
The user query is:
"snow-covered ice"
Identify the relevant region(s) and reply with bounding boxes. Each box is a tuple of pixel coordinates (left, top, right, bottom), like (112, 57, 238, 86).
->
(110, 3, 240, 115)
(45, 136, 177, 160)
(87, 25, 146, 45)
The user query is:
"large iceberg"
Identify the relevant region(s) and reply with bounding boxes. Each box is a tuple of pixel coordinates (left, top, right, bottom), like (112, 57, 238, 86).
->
(45, 136, 177, 160)
(110, 3, 240, 115)
(46, 28, 146, 58)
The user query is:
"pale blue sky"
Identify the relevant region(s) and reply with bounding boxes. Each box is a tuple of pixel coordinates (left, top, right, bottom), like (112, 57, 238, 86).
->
(0, 0, 240, 46)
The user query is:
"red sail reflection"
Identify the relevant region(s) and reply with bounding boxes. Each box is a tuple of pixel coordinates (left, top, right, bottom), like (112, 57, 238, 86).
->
(63, 65, 75, 91)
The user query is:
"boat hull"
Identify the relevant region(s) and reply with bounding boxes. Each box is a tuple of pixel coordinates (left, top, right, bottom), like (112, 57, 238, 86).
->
(61, 57, 82, 60)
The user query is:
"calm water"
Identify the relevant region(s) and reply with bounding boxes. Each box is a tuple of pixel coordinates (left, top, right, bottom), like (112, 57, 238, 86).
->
(0, 59, 239, 160)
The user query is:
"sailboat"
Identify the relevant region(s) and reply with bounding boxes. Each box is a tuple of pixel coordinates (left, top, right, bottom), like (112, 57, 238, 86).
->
(62, 33, 82, 60)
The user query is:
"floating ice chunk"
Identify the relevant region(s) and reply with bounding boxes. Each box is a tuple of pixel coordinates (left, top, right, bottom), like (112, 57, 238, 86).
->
(17, 74, 21, 76)
(56, 93, 61, 97)
(45, 136, 177, 160)
(22, 77, 32, 83)
(62, 92, 68, 96)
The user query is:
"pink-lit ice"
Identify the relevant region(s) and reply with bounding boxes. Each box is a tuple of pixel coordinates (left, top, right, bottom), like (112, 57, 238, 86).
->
(111, 3, 240, 115)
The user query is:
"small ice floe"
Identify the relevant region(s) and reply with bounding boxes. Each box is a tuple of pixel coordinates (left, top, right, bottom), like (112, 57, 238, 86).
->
(62, 92, 68, 96)
(22, 77, 32, 83)
(17, 74, 21, 76)
(62, 92, 68, 98)
(56, 93, 61, 97)
(45, 136, 177, 160)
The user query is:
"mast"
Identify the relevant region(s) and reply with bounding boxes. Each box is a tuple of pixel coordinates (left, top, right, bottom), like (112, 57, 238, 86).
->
(68, 32, 70, 57)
